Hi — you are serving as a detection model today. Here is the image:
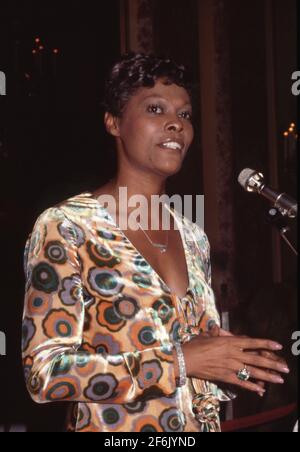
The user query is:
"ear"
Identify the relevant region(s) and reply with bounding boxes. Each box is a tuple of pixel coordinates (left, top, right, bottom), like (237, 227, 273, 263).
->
(104, 112, 121, 137)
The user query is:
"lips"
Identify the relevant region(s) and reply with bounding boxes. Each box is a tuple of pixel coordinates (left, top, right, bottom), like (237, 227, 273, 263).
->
(157, 138, 184, 151)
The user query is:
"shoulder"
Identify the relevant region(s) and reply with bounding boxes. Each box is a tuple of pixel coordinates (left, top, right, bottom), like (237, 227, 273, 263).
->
(33, 192, 99, 228)
(27, 192, 101, 251)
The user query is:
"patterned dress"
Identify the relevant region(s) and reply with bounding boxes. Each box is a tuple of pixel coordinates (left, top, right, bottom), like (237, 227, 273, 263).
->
(22, 192, 231, 432)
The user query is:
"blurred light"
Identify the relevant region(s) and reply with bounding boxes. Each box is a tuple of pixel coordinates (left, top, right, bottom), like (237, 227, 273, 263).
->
(39, 45, 44, 51)
(35, 38, 40, 43)
(53, 48, 59, 54)
(32, 49, 37, 54)
(283, 132, 289, 137)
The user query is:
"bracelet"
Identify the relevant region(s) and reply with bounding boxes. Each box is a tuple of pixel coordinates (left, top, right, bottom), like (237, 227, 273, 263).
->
(174, 342, 187, 387)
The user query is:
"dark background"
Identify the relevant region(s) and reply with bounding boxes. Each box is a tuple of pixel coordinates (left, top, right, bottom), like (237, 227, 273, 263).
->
(0, 0, 298, 432)
(0, 0, 121, 431)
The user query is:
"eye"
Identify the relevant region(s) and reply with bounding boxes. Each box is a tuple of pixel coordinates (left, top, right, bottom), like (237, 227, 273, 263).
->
(147, 104, 164, 114)
(179, 111, 193, 121)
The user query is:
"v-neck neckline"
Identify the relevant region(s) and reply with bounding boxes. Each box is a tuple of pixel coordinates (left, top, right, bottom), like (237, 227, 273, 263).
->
(85, 192, 192, 300)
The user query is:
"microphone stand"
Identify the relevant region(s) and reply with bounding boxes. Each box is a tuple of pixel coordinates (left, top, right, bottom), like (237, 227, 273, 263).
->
(266, 207, 298, 256)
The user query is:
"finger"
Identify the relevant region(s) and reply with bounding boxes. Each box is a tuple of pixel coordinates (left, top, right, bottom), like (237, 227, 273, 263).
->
(256, 380, 265, 389)
(260, 350, 287, 366)
(234, 337, 283, 351)
(224, 360, 267, 395)
(260, 350, 279, 360)
(224, 373, 266, 396)
(237, 352, 290, 374)
(248, 350, 284, 363)
(245, 366, 285, 385)
(229, 360, 285, 385)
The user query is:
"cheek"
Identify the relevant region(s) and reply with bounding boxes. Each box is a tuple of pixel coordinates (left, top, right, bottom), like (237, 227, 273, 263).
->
(121, 117, 159, 145)
(186, 125, 194, 145)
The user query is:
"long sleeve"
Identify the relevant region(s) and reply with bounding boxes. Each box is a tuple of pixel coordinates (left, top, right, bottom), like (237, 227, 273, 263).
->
(22, 207, 177, 405)
(192, 224, 221, 332)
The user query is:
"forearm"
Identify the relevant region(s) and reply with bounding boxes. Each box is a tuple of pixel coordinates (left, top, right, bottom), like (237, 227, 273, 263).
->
(25, 344, 177, 404)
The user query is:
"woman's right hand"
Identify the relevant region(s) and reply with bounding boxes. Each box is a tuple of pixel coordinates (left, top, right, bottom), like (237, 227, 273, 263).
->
(181, 335, 290, 396)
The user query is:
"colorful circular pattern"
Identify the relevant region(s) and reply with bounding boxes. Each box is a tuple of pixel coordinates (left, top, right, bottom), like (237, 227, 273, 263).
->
(124, 400, 147, 414)
(133, 255, 152, 275)
(22, 193, 221, 432)
(113, 295, 140, 320)
(132, 273, 152, 290)
(159, 408, 185, 432)
(133, 415, 161, 432)
(128, 322, 159, 350)
(27, 290, 53, 317)
(101, 406, 126, 430)
(88, 268, 124, 298)
(137, 359, 163, 390)
(170, 319, 181, 343)
(86, 241, 121, 268)
(92, 332, 121, 355)
(31, 262, 59, 293)
(45, 240, 67, 264)
(75, 352, 97, 377)
(96, 301, 126, 332)
(76, 404, 92, 431)
(22, 317, 36, 352)
(138, 326, 157, 347)
(52, 354, 73, 376)
(152, 296, 174, 324)
(84, 373, 118, 402)
(97, 229, 121, 242)
(42, 309, 77, 339)
(45, 376, 81, 401)
(59, 274, 82, 306)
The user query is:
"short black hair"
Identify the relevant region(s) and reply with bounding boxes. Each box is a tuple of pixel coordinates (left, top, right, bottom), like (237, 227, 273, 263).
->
(103, 52, 193, 117)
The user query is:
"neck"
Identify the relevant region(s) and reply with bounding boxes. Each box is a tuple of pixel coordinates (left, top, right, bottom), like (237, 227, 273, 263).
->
(100, 169, 170, 230)
(109, 169, 167, 203)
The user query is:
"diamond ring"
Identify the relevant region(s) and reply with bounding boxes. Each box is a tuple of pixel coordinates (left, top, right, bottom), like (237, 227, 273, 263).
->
(237, 366, 251, 381)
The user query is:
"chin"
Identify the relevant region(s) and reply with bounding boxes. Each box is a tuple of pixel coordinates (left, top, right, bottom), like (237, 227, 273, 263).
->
(157, 163, 182, 177)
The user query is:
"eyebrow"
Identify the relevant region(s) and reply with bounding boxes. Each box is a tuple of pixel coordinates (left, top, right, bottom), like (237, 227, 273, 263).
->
(141, 93, 192, 108)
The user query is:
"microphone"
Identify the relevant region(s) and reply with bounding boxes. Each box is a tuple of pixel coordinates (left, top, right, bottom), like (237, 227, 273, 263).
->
(238, 168, 298, 218)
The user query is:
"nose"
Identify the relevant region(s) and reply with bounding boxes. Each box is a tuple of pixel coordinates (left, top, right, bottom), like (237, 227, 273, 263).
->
(165, 117, 184, 133)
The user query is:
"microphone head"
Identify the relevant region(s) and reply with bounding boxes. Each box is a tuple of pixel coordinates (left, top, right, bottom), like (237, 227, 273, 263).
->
(238, 168, 264, 192)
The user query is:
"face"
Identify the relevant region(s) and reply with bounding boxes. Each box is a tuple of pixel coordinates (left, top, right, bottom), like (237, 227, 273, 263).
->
(105, 79, 194, 178)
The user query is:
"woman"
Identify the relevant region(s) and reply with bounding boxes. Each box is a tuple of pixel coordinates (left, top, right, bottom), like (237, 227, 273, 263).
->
(22, 53, 289, 432)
